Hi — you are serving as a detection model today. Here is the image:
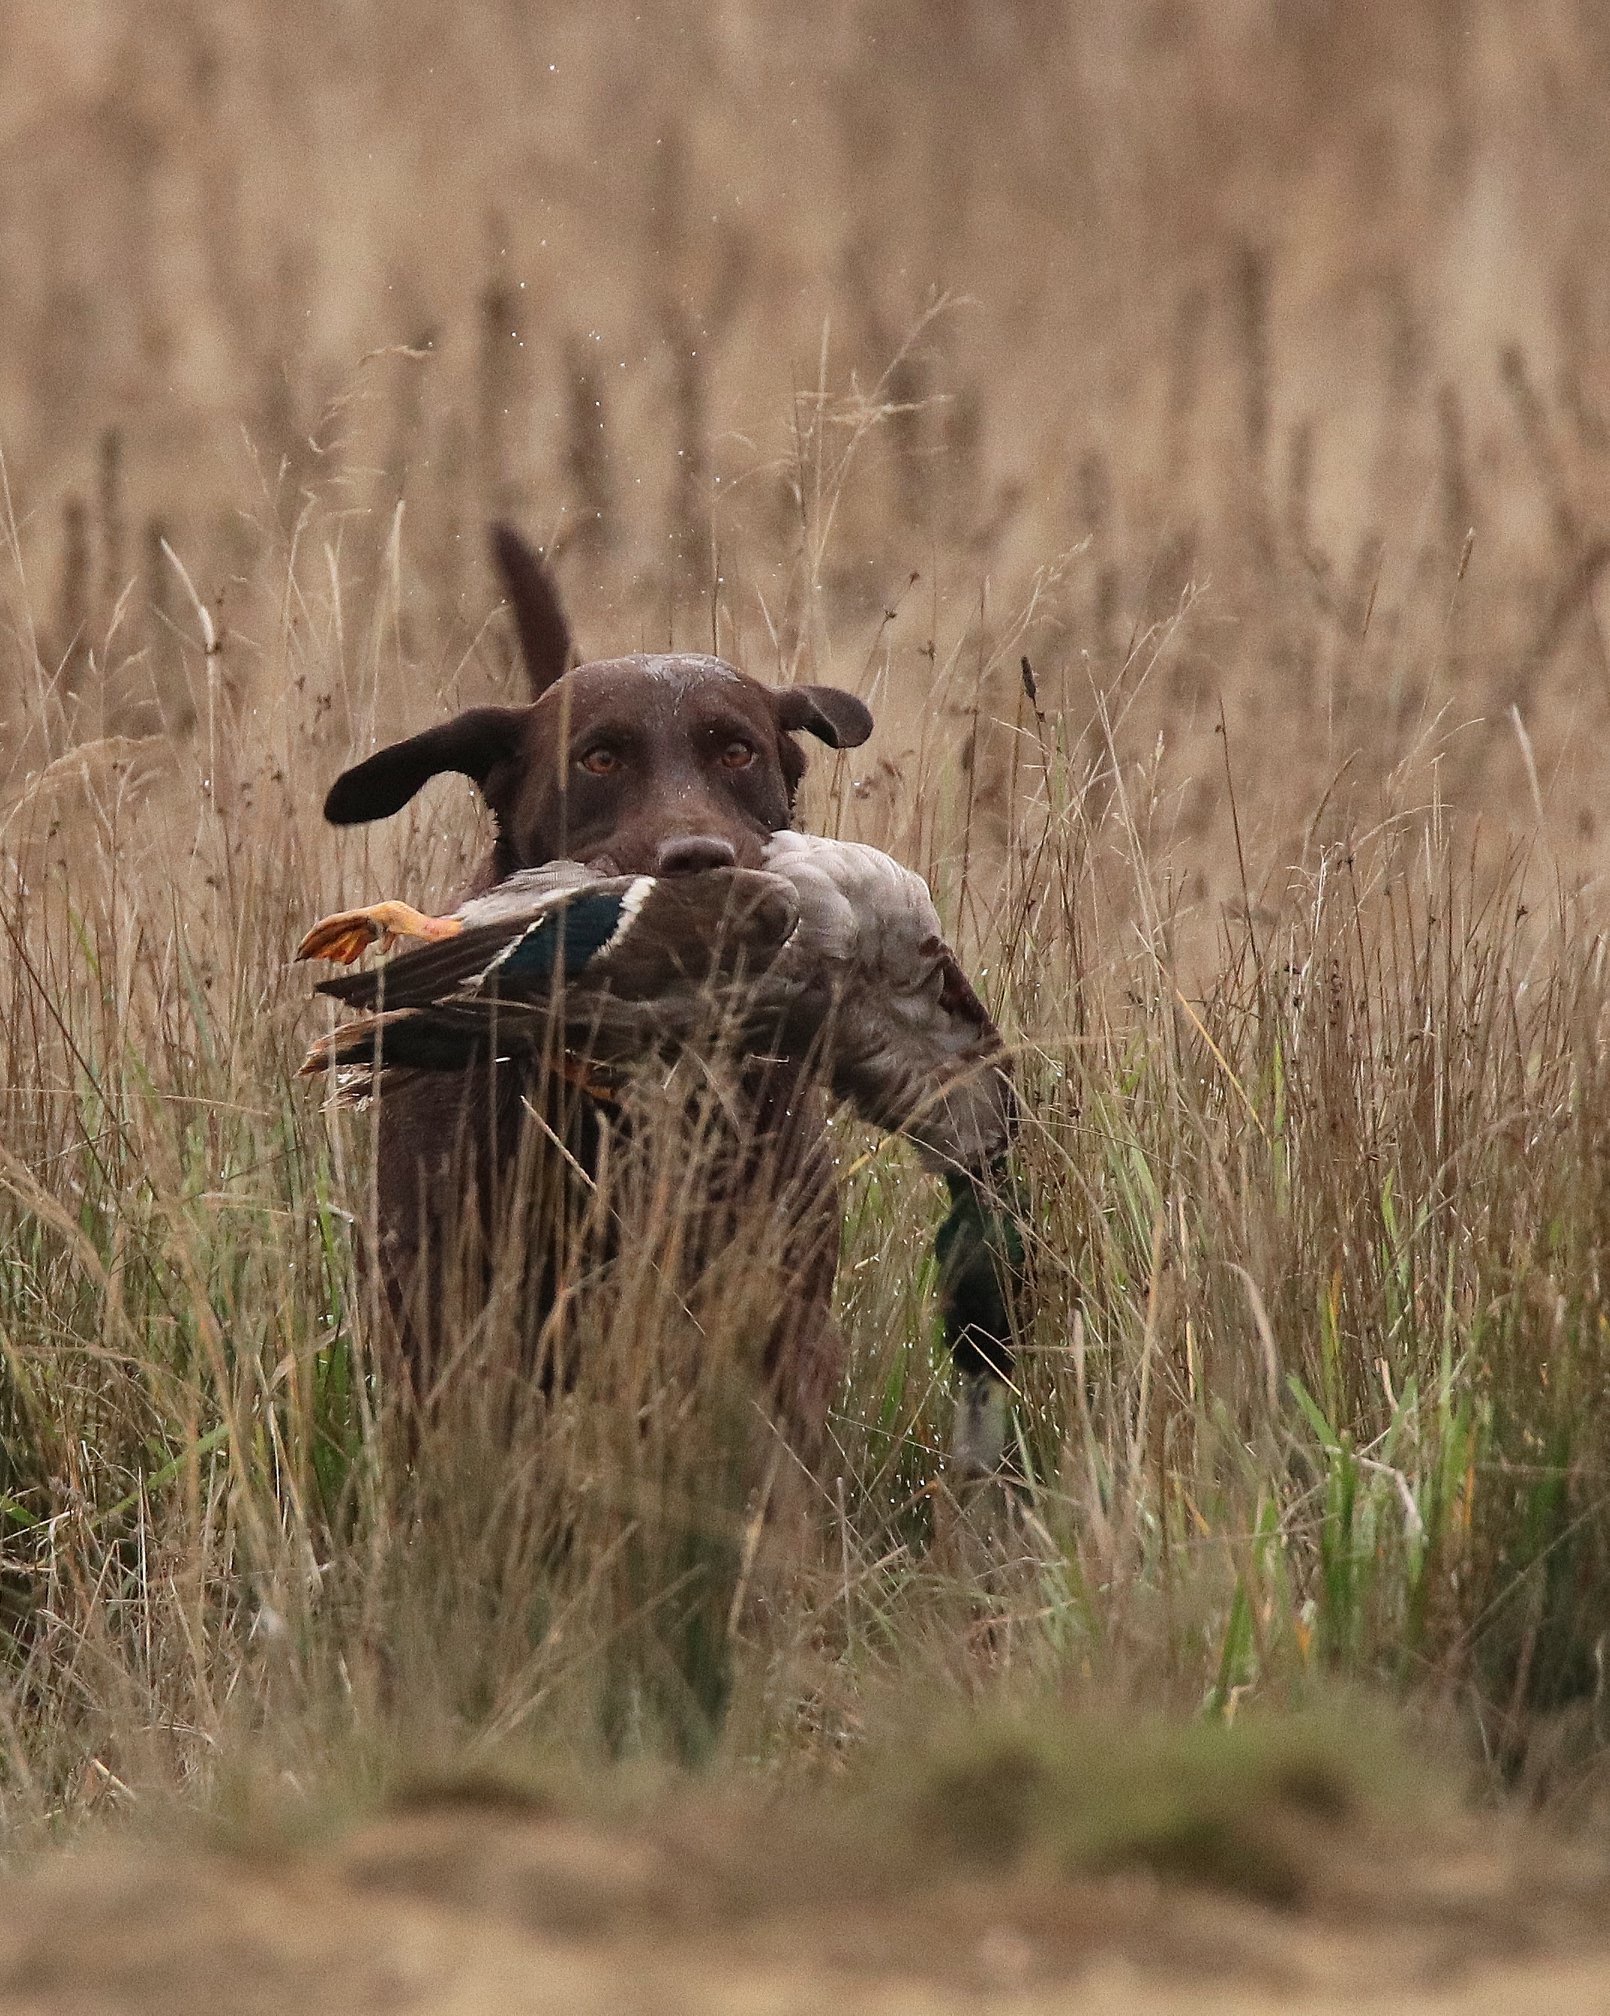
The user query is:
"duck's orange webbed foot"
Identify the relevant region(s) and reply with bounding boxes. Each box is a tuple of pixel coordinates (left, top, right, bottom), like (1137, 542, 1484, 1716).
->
(295, 902, 464, 965)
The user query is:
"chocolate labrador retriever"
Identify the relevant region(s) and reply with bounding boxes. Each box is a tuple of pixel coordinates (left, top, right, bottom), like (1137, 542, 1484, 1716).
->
(321, 525, 872, 1452)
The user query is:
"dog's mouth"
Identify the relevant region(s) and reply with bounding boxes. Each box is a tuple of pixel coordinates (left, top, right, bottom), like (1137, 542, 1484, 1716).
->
(584, 839, 776, 878)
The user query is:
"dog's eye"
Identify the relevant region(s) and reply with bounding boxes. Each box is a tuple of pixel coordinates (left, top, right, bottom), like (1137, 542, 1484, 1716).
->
(578, 746, 622, 777)
(719, 740, 756, 770)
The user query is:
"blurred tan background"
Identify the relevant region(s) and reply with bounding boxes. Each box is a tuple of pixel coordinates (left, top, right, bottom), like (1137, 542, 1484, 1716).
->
(3, 0, 1609, 942)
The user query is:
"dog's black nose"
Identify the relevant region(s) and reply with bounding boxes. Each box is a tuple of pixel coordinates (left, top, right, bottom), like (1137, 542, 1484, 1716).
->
(654, 835, 739, 876)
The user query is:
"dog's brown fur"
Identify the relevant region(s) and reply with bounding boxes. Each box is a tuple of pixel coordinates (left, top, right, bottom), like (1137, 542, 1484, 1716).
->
(321, 525, 873, 1454)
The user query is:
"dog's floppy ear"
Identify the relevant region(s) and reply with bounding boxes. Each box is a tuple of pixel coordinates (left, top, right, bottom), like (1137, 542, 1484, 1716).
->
(323, 706, 528, 825)
(773, 684, 874, 749)
(490, 522, 572, 698)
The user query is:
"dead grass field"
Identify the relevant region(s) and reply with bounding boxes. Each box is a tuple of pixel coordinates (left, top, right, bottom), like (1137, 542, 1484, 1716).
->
(7, 1, 1610, 2006)
(15, 1710, 1610, 2013)
(10, 1746, 1610, 2015)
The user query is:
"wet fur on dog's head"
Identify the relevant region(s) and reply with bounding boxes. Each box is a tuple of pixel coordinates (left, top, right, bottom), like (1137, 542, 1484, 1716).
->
(324, 525, 872, 878)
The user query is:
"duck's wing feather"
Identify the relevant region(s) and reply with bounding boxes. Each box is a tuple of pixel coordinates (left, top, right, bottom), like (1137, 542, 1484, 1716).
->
(302, 1004, 515, 1078)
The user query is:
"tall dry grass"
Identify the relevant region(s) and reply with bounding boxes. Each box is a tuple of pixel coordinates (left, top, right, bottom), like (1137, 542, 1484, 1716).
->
(4, 0, 1610, 1833)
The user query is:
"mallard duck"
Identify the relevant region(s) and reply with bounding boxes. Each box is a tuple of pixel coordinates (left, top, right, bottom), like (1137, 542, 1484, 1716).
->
(298, 833, 1025, 1467)
(298, 832, 1015, 1177)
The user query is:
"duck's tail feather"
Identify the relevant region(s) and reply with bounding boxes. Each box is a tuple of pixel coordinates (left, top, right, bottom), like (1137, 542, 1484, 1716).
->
(300, 1005, 523, 1077)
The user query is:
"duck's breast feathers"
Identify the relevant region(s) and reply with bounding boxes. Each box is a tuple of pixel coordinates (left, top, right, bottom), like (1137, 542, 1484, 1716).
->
(760, 832, 943, 969)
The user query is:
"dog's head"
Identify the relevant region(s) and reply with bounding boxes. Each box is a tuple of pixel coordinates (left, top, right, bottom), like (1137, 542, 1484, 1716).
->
(324, 526, 872, 878)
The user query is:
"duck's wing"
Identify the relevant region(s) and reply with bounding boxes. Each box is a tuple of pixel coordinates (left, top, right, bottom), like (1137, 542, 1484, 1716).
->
(316, 875, 652, 1012)
(309, 868, 801, 1072)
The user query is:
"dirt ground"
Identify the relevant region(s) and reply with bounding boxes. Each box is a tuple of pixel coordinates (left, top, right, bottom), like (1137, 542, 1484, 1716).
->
(6, 1787, 1610, 2016)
